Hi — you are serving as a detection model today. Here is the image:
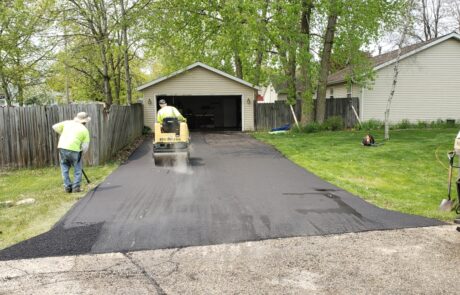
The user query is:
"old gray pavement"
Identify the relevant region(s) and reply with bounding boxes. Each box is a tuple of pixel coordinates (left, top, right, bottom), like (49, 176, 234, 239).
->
(1, 226, 459, 294)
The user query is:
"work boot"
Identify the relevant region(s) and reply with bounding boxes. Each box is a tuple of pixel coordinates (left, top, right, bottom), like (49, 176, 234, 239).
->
(73, 186, 81, 193)
(65, 186, 72, 193)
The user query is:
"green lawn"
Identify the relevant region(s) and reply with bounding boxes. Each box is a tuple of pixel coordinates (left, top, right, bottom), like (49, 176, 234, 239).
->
(254, 129, 459, 222)
(0, 164, 117, 249)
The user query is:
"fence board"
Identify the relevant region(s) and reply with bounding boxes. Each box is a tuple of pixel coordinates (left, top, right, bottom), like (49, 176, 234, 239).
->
(0, 103, 144, 169)
(255, 97, 359, 130)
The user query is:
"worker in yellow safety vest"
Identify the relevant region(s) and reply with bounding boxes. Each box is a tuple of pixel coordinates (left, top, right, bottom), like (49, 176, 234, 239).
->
(157, 99, 186, 124)
(52, 112, 91, 193)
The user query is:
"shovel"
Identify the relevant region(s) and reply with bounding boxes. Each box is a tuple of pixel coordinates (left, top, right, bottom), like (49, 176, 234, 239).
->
(78, 152, 91, 184)
(439, 152, 456, 211)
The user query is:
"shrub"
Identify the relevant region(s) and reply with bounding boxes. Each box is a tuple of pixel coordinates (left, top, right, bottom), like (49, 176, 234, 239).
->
(302, 122, 323, 133)
(430, 119, 445, 128)
(394, 119, 412, 129)
(323, 116, 344, 131)
(416, 120, 429, 128)
(358, 119, 384, 130)
(142, 125, 152, 135)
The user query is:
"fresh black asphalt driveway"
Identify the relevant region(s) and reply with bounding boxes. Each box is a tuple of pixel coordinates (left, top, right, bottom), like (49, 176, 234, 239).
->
(0, 132, 444, 260)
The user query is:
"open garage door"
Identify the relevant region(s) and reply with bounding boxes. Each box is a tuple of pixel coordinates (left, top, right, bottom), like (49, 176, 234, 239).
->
(157, 95, 242, 131)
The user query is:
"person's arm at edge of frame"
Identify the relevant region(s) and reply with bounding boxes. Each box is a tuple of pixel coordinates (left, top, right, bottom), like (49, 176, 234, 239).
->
(173, 107, 186, 122)
(81, 128, 90, 154)
(52, 121, 65, 134)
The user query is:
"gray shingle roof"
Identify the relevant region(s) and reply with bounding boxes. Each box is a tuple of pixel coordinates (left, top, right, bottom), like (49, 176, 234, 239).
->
(327, 36, 443, 85)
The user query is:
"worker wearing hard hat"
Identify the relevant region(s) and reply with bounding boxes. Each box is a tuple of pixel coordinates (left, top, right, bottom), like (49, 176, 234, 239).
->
(157, 99, 186, 124)
(52, 112, 91, 193)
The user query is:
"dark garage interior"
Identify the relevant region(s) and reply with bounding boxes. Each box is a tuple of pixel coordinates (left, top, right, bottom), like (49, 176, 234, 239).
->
(157, 95, 242, 131)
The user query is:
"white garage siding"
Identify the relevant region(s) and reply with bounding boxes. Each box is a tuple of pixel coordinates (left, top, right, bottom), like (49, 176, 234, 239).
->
(140, 66, 256, 131)
(362, 38, 460, 122)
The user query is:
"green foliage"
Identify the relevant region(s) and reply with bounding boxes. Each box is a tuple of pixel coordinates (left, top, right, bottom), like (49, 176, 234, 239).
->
(142, 125, 152, 135)
(416, 120, 429, 128)
(302, 122, 324, 133)
(357, 119, 385, 130)
(393, 119, 412, 129)
(0, 0, 407, 112)
(0, 0, 56, 106)
(357, 119, 460, 131)
(254, 129, 458, 221)
(323, 116, 344, 131)
(295, 116, 345, 133)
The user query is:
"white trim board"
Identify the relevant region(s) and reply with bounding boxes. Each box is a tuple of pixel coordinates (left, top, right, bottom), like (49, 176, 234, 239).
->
(137, 62, 259, 91)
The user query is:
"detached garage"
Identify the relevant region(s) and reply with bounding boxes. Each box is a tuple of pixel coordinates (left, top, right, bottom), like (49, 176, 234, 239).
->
(137, 62, 257, 131)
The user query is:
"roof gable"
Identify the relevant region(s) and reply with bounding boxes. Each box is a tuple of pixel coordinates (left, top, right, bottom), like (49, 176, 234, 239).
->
(327, 32, 460, 85)
(137, 62, 257, 91)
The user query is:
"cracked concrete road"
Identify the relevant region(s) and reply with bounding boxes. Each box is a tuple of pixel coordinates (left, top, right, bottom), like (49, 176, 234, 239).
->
(1, 225, 460, 295)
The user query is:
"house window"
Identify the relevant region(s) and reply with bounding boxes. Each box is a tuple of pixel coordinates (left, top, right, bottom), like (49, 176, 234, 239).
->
(329, 88, 334, 98)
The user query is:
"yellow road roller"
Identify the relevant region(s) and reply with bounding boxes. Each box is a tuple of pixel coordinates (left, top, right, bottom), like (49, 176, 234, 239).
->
(153, 117, 190, 165)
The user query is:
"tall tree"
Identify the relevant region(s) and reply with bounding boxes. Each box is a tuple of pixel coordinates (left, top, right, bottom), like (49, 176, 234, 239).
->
(384, 0, 415, 140)
(315, 0, 340, 123)
(410, 0, 454, 41)
(144, 0, 270, 84)
(0, 0, 56, 106)
(66, 0, 113, 105)
(120, 0, 132, 104)
(299, 0, 315, 124)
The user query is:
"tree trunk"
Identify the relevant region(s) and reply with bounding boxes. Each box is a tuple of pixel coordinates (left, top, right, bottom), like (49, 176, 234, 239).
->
(110, 52, 121, 104)
(254, 44, 264, 86)
(17, 77, 24, 106)
(234, 51, 243, 79)
(1, 76, 12, 106)
(100, 41, 113, 106)
(384, 0, 414, 140)
(316, 8, 338, 123)
(299, 0, 314, 124)
(253, 0, 269, 86)
(120, 0, 132, 104)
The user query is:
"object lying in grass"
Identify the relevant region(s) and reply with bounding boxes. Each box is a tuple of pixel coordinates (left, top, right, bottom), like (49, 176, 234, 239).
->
(269, 130, 288, 135)
(271, 123, 290, 132)
(362, 134, 377, 146)
(15, 198, 36, 206)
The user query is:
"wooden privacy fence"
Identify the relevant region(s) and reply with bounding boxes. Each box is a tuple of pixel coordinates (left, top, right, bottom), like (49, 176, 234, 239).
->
(319, 97, 360, 128)
(0, 103, 144, 169)
(255, 97, 359, 130)
(254, 100, 302, 131)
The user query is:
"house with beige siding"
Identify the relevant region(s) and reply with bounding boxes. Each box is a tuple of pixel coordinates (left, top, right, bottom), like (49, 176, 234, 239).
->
(327, 32, 460, 123)
(137, 62, 258, 131)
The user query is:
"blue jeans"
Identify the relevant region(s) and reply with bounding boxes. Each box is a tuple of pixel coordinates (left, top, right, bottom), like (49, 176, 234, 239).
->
(59, 149, 82, 189)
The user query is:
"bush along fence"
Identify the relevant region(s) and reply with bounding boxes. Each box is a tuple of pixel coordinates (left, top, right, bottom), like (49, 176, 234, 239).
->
(254, 97, 359, 130)
(0, 103, 144, 169)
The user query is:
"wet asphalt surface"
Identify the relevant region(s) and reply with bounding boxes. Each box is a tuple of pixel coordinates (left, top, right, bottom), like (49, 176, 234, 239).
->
(0, 132, 444, 260)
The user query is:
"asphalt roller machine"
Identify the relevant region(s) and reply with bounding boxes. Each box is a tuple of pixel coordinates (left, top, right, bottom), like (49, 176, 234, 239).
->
(153, 117, 190, 165)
